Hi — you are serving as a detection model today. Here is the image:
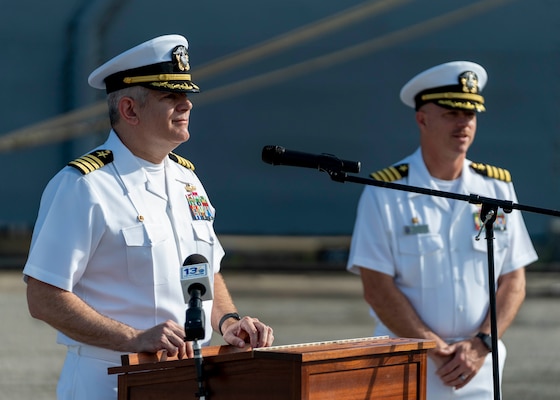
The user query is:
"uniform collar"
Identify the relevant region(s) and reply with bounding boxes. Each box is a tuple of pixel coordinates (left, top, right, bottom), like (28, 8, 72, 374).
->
(406, 148, 433, 196)
(407, 148, 475, 193)
(103, 129, 191, 191)
(104, 130, 146, 188)
(406, 148, 475, 212)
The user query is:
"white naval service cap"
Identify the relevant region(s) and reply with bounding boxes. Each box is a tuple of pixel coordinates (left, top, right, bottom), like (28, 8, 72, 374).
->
(88, 34, 200, 94)
(399, 61, 487, 112)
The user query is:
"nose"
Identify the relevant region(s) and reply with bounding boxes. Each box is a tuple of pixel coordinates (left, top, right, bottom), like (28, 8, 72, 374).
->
(179, 96, 193, 111)
(457, 111, 474, 125)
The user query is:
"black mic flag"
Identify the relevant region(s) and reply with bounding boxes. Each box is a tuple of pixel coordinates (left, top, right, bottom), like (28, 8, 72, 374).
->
(262, 145, 360, 174)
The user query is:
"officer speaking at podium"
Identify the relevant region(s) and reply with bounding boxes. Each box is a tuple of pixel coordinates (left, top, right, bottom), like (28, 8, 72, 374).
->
(23, 34, 273, 400)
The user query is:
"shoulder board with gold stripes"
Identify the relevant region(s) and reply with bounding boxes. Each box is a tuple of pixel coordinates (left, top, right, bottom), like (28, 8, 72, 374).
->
(470, 162, 511, 182)
(67, 150, 113, 175)
(168, 152, 195, 170)
(370, 163, 409, 182)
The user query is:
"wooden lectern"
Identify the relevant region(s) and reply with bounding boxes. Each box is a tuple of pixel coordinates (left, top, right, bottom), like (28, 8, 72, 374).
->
(109, 336, 434, 400)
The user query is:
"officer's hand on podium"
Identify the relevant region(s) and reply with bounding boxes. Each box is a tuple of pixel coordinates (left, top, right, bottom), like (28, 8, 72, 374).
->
(133, 319, 193, 359)
(222, 316, 274, 349)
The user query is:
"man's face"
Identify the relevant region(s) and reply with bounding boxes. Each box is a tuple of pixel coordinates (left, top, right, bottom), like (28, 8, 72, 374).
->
(138, 90, 193, 148)
(416, 103, 477, 159)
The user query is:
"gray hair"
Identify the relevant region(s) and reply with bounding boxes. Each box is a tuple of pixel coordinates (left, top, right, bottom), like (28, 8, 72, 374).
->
(107, 86, 150, 126)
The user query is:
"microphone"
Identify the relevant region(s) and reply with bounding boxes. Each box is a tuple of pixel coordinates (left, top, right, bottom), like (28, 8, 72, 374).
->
(181, 254, 213, 303)
(262, 145, 360, 174)
(181, 254, 213, 341)
(181, 255, 211, 398)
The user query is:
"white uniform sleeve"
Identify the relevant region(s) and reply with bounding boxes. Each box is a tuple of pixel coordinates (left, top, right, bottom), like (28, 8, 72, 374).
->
(24, 169, 105, 291)
(347, 187, 396, 277)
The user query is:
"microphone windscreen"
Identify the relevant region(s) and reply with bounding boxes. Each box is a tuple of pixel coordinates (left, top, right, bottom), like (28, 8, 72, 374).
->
(261, 145, 284, 165)
(184, 254, 208, 266)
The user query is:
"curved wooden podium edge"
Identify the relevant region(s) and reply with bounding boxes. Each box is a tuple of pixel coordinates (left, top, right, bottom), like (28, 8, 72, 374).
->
(120, 344, 251, 366)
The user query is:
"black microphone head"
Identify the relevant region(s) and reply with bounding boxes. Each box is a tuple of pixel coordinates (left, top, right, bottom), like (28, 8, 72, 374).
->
(183, 254, 208, 266)
(262, 145, 285, 165)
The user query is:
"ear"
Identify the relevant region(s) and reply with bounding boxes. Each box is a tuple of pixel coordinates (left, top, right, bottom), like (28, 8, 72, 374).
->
(118, 97, 140, 125)
(415, 110, 426, 127)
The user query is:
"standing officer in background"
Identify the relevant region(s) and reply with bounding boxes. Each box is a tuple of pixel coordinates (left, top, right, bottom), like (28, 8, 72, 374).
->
(347, 61, 537, 399)
(23, 34, 274, 399)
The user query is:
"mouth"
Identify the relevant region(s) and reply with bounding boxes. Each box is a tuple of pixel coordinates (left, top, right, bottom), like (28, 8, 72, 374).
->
(453, 130, 470, 139)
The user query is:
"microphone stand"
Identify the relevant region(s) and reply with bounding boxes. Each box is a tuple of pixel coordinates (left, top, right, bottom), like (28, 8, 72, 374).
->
(185, 289, 208, 399)
(478, 203, 500, 397)
(307, 162, 560, 400)
(192, 340, 206, 400)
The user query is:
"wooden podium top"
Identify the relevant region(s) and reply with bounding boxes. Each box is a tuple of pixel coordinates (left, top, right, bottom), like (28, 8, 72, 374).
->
(109, 337, 435, 400)
(252, 336, 435, 362)
(109, 336, 435, 375)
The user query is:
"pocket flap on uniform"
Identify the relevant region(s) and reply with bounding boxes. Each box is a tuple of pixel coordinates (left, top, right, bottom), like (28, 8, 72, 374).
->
(122, 224, 168, 246)
(192, 222, 214, 244)
(397, 234, 444, 256)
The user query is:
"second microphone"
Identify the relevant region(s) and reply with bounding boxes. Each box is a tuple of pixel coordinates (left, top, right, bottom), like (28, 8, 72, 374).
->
(262, 145, 360, 174)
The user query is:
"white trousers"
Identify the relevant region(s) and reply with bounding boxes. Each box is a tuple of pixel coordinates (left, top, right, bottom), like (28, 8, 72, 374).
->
(57, 346, 122, 400)
(426, 339, 506, 399)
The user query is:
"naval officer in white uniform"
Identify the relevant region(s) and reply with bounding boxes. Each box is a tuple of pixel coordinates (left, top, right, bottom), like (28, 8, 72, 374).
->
(24, 34, 274, 399)
(347, 61, 537, 399)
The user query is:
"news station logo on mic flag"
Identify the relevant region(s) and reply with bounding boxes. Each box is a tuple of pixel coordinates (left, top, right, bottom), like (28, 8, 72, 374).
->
(181, 263, 207, 280)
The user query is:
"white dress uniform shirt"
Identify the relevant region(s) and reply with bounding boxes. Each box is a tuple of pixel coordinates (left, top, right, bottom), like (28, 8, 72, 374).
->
(347, 147, 537, 398)
(23, 130, 224, 399)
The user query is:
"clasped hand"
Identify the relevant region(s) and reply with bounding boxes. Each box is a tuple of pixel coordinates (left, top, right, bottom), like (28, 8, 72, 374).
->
(430, 338, 488, 389)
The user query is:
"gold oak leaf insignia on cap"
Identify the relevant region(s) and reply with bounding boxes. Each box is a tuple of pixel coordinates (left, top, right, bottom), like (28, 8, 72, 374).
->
(68, 150, 114, 175)
(470, 162, 511, 182)
(370, 163, 409, 182)
(168, 152, 195, 170)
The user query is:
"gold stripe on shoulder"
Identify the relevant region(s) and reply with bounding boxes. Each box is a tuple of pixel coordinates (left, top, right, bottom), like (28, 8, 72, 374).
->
(370, 163, 409, 182)
(470, 162, 511, 182)
(168, 152, 195, 170)
(67, 150, 113, 175)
